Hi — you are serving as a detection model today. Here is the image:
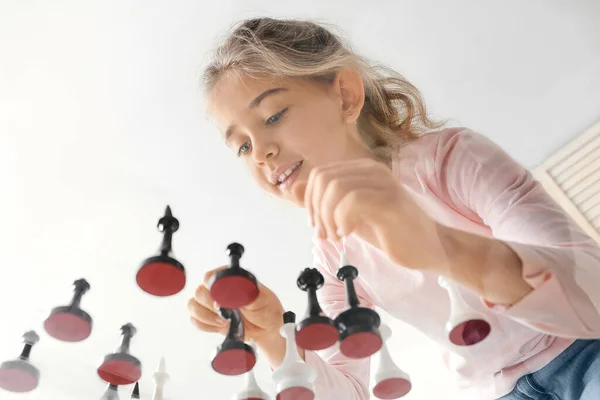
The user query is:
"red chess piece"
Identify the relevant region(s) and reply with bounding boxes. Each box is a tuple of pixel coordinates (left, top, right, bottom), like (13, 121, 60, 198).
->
(137, 206, 186, 297)
(208, 243, 259, 309)
(98, 323, 142, 385)
(0, 331, 40, 393)
(295, 268, 339, 351)
(334, 253, 382, 359)
(211, 308, 256, 376)
(44, 278, 93, 342)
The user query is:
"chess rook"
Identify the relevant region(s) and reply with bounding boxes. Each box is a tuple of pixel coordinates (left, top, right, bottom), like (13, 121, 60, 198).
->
(372, 324, 411, 399)
(232, 342, 270, 400)
(209, 243, 259, 309)
(272, 312, 316, 400)
(98, 323, 142, 385)
(438, 276, 491, 346)
(137, 205, 186, 296)
(44, 278, 93, 342)
(0, 331, 40, 393)
(295, 268, 338, 351)
(334, 252, 382, 359)
(212, 308, 256, 376)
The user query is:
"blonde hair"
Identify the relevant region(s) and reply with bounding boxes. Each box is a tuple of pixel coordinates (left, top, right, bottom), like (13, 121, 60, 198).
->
(202, 17, 442, 161)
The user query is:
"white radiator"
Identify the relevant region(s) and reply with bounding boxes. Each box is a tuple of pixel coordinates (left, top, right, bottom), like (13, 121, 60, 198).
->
(533, 120, 600, 245)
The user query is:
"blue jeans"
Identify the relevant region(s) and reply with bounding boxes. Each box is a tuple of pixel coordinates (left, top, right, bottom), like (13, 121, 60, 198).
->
(498, 339, 600, 399)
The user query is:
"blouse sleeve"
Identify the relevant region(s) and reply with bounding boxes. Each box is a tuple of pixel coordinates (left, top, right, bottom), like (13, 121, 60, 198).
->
(433, 128, 600, 338)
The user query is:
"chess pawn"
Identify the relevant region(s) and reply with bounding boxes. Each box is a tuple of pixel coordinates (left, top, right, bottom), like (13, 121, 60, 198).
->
(295, 268, 338, 351)
(131, 382, 140, 399)
(334, 252, 382, 359)
(0, 331, 40, 393)
(44, 278, 93, 342)
(208, 243, 259, 309)
(438, 276, 491, 346)
(232, 342, 270, 400)
(137, 206, 186, 296)
(272, 312, 316, 400)
(98, 323, 142, 385)
(152, 357, 169, 400)
(372, 324, 411, 399)
(212, 308, 256, 375)
(100, 384, 120, 400)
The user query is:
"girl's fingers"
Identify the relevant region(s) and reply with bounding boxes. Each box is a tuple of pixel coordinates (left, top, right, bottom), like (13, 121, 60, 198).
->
(188, 298, 227, 328)
(189, 316, 225, 334)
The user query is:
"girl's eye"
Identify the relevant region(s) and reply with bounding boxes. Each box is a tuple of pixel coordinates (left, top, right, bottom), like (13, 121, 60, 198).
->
(266, 108, 288, 125)
(237, 141, 251, 156)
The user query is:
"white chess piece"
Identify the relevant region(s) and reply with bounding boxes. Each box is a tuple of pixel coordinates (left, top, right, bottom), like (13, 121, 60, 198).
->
(232, 342, 270, 400)
(438, 276, 491, 346)
(372, 324, 411, 399)
(272, 312, 316, 400)
(152, 357, 169, 400)
(100, 384, 120, 400)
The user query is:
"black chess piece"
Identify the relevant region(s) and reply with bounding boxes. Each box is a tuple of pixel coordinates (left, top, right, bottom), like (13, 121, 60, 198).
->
(334, 258, 382, 359)
(211, 308, 256, 376)
(0, 331, 40, 393)
(208, 243, 258, 309)
(137, 206, 186, 296)
(44, 278, 93, 342)
(295, 268, 339, 351)
(131, 382, 140, 399)
(98, 323, 142, 385)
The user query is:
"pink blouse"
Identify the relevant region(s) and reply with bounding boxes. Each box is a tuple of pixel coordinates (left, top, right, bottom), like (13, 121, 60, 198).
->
(305, 128, 600, 399)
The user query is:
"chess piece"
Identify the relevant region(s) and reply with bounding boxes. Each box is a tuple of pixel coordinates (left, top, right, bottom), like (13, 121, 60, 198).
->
(208, 243, 259, 309)
(152, 357, 169, 400)
(100, 384, 120, 400)
(212, 308, 256, 375)
(372, 324, 411, 399)
(98, 323, 142, 385)
(131, 382, 140, 399)
(0, 331, 40, 393)
(438, 276, 491, 346)
(295, 268, 338, 351)
(272, 312, 316, 400)
(44, 278, 93, 342)
(232, 342, 270, 400)
(137, 206, 186, 296)
(334, 252, 382, 359)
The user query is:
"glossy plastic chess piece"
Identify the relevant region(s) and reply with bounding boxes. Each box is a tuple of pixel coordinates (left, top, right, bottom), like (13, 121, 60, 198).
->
(100, 384, 120, 400)
(137, 206, 186, 296)
(334, 251, 382, 359)
(438, 276, 491, 346)
(130, 382, 140, 399)
(0, 331, 40, 393)
(208, 243, 259, 309)
(44, 278, 93, 342)
(295, 268, 338, 351)
(98, 323, 142, 385)
(272, 312, 316, 400)
(372, 324, 411, 399)
(212, 308, 256, 375)
(152, 357, 168, 400)
(232, 342, 270, 400)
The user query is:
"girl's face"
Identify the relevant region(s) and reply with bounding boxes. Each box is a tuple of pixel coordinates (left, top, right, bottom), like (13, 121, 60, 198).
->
(208, 70, 370, 206)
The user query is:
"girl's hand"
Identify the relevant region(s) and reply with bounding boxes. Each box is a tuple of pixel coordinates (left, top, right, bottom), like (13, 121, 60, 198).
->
(303, 158, 444, 270)
(187, 266, 286, 344)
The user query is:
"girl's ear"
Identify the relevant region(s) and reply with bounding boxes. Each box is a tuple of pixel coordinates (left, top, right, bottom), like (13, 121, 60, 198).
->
(331, 68, 365, 123)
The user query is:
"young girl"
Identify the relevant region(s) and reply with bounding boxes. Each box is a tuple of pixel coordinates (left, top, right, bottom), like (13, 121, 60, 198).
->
(187, 18, 600, 399)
